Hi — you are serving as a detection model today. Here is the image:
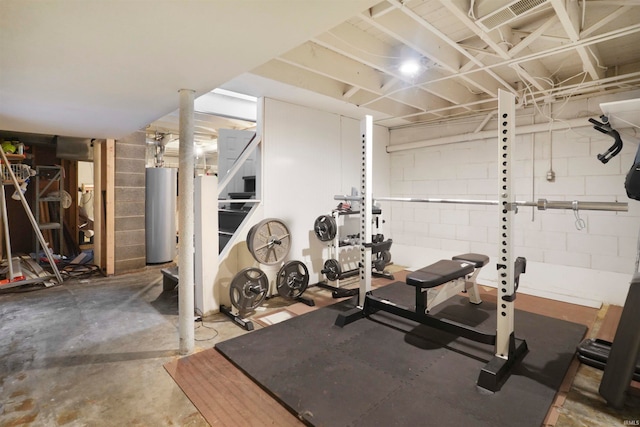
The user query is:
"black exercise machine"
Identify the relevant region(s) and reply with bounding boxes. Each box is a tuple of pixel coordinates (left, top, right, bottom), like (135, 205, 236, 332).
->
(578, 273, 640, 407)
(590, 115, 623, 164)
(575, 115, 640, 407)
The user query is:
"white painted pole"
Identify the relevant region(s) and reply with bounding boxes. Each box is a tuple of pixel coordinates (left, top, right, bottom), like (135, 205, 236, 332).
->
(360, 115, 373, 306)
(178, 89, 195, 355)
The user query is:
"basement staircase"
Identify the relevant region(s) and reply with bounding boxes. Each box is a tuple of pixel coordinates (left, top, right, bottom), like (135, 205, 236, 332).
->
(218, 175, 255, 253)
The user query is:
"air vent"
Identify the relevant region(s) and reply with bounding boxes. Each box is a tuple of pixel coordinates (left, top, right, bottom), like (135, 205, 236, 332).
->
(476, 0, 549, 32)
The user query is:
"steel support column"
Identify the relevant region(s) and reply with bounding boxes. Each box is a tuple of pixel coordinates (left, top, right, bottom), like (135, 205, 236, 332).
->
(178, 88, 195, 355)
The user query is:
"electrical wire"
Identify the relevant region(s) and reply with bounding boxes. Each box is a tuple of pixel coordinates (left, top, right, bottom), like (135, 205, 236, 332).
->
(497, 28, 514, 49)
(514, 67, 551, 119)
(468, 0, 476, 20)
(80, 190, 93, 207)
(194, 308, 220, 342)
(60, 263, 103, 280)
(587, 46, 608, 70)
(552, 72, 589, 117)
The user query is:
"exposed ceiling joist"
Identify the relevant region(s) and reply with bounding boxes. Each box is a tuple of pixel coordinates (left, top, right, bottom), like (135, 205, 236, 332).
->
(580, 5, 631, 38)
(550, 0, 606, 80)
(438, 0, 554, 94)
(156, 0, 640, 131)
(313, 23, 478, 106)
(509, 15, 559, 56)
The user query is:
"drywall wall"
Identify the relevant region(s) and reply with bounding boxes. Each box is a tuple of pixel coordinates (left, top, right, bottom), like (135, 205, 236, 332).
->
(258, 98, 391, 284)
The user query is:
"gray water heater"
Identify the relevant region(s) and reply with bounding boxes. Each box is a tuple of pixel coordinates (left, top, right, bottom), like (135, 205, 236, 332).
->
(145, 167, 177, 263)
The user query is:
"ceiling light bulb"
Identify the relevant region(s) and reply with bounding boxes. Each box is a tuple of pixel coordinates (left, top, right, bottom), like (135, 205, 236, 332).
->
(399, 59, 421, 76)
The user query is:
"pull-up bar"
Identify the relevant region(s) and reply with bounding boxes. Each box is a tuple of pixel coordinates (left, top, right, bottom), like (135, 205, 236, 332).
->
(333, 195, 628, 213)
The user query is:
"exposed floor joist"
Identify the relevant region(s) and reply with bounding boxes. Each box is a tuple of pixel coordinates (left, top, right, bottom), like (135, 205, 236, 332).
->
(243, 0, 640, 127)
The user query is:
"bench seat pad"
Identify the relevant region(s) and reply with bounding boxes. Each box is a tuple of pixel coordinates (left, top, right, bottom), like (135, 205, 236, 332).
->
(452, 253, 489, 268)
(406, 259, 475, 289)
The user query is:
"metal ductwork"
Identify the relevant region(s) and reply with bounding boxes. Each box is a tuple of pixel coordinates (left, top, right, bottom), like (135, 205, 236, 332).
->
(476, 0, 550, 32)
(55, 137, 95, 161)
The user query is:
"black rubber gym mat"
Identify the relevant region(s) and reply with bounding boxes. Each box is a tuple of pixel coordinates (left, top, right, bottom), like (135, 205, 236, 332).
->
(216, 282, 587, 427)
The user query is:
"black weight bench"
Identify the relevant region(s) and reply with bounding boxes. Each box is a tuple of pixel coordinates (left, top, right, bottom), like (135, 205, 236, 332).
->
(337, 251, 495, 343)
(336, 252, 528, 392)
(406, 253, 489, 313)
(336, 252, 490, 330)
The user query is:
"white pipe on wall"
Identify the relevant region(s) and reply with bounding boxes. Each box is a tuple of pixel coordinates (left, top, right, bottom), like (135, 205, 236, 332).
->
(386, 117, 591, 152)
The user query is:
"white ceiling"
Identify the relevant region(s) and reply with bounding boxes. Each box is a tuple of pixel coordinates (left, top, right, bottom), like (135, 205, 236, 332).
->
(2, 0, 640, 140)
(0, 0, 378, 139)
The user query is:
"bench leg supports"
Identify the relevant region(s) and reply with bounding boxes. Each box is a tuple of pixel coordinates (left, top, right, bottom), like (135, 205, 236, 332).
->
(335, 307, 366, 327)
(465, 268, 483, 305)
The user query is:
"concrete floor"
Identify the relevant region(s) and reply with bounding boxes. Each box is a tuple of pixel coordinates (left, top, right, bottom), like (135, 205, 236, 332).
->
(0, 266, 638, 426)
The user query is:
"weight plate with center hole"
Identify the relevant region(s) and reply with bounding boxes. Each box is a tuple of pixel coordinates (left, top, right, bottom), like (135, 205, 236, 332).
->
(321, 258, 341, 281)
(229, 267, 269, 312)
(246, 218, 291, 265)
(276, 260, 309, 299)
(314, 215, 337, 241)
(373, 257, 386, 272)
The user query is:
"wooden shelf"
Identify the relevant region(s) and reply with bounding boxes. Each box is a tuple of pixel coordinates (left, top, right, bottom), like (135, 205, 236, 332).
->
(2, 154, 26, 162)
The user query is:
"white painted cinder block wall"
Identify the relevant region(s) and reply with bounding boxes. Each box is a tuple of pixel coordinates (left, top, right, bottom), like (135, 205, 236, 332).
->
(387, 90, 640, 307)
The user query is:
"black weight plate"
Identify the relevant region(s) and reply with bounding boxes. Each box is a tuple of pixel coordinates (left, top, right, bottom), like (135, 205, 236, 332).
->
(322, 258, 341, 281)
(314, 215, 337, 241)
(276, 260, 309, 299)
(381, 250, 391, 265)
(229, 267, 269, 312)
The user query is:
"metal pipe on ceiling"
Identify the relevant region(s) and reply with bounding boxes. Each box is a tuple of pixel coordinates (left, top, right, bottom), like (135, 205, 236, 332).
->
(386, 116, 589, 152)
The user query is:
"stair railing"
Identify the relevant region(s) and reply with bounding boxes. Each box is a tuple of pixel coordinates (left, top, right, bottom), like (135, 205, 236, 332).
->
(217, 133, 262, 260)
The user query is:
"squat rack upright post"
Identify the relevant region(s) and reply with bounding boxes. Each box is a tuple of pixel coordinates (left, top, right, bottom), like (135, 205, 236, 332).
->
(336, 90, 627, 392)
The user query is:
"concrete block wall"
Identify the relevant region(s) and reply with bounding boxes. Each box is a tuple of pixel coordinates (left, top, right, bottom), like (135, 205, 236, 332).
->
(114, 131, 146, 274)
(386, 90, 640, 306)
